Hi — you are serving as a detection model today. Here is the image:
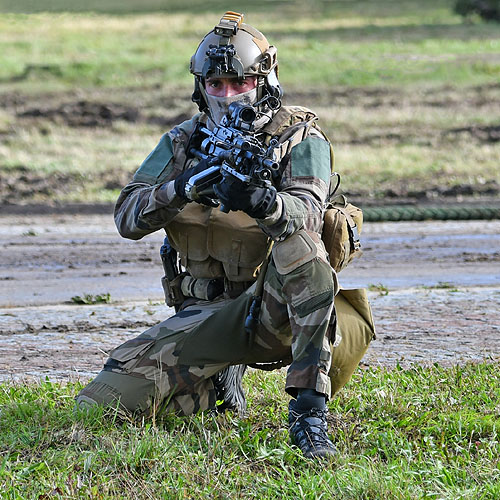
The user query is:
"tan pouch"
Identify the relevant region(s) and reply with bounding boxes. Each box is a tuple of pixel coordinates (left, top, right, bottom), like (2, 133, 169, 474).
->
(330, 288, 376, 397)
(322, 195, 363, 272)
(208, 209, 270, 281)
(166, 204, 224, 279)
(166, 203, 211, 265)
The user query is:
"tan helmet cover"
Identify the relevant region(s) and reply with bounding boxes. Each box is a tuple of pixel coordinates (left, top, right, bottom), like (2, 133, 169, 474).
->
(190, 12, 278, 79)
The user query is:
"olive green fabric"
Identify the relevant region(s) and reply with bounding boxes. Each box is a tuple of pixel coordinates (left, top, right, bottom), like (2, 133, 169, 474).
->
(77, 284, 375, 415)
(79, 371, 157, 416)
(133, 133, 174, 184)
(290, 136, 331, 185)
(329, 288, 376, 397)
(177, 291, 255, 366)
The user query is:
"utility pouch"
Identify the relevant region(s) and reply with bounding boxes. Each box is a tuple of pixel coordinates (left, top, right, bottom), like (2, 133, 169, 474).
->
(161, 274, 185, 308)
(322, 194, 363, 272)
(180, 275, 224, 301)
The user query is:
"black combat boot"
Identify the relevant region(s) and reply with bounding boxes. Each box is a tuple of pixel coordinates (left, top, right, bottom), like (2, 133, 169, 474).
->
(212, 364, 247, 417)
(288, 398, 337, 459)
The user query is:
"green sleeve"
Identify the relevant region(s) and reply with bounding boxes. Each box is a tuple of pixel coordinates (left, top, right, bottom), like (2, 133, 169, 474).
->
(133, 133, 174, 185)
(290, 136, 331, 185)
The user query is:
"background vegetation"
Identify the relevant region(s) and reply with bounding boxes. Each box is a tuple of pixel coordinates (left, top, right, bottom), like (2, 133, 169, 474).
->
(0, 3, 499, 497)
(455, 0, 500, 22)
(0, 0, 499, 205)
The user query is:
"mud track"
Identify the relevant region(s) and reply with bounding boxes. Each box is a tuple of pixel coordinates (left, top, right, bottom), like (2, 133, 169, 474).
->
(1, 214, 499, 382)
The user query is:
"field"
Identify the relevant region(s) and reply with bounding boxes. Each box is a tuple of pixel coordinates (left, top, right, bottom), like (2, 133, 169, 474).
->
(0, 0, 499, 206)
(1, 211, 500, 498)
(1, 1, 500, 498)
(1, 364, 500, 498)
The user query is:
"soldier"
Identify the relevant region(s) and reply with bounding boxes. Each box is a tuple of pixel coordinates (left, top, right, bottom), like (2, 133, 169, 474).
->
(76, 12, 372, 459)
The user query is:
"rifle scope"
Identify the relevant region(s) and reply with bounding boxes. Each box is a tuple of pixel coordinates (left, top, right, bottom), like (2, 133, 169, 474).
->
(227, 102, 256, 131)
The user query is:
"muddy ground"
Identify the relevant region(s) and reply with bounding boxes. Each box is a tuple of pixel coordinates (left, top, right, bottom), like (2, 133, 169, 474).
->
(1, 213, 499, 382)
(1, 83, 499, 206)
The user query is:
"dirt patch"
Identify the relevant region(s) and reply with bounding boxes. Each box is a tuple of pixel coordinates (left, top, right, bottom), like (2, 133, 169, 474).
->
(345, 125, 500, 146)
(1, 83, 499, 206)
(0, 166, 78, 202)
(288, 82, 500, 109)
(443, 124, 500, 143)
(343, 182, 500, 204)
(462, 251, 500, 262)
(17, 99, 193, 129)
(1, 214, 499, 381)
(1, 288, 499, 382)
(371, 180, 500, 201)
(0, 165, 135, 205)
(19, 100, 140, 128)
(4, 82, 500, 133)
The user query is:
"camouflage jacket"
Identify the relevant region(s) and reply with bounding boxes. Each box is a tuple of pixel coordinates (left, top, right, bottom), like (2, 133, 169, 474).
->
(114, 106, 333, 280)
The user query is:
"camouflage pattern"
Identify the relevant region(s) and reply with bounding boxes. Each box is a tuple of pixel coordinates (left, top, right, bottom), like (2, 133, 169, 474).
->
(77, 255, 336, 417)
(76, 106, 352, 417)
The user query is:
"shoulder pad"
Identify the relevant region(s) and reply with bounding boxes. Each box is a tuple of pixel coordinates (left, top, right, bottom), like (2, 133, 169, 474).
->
(170, 113, 203, 139)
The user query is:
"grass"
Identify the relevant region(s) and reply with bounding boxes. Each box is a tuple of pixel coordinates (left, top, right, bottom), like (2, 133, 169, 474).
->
(0, 0, 499, 203)
(368, 283, 390, 296)
(421, 282, 460, 291)
(1, 1, 499, 92)
(1, 363, 499, 498)
(70, 293, 112, 305)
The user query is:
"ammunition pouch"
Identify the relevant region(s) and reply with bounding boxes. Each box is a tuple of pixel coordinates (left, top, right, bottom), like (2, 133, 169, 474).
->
(181, 275, 224, 301)
(330, 288, 376, 397)
(223, 278, 255, 299)
(161, 273, 185, 308)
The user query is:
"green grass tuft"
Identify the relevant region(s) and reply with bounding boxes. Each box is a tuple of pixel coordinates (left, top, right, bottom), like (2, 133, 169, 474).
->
(71, 293, 112, 305)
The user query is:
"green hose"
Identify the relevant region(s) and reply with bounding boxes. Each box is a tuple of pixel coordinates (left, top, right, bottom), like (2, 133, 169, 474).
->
(362, 205, 500, 222)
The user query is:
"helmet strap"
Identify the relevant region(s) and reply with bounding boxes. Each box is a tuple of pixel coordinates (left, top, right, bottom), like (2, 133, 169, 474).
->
(192, 77, 209, 113)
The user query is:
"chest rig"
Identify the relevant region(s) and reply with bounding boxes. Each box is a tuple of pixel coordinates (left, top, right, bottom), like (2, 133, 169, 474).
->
(164, 106, 326, 285)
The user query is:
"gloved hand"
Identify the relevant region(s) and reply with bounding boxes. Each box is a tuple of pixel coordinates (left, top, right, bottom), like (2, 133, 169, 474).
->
(174, 158, 210, 199)
(213, 175, 277, 219)
(173, 159, 218, 207)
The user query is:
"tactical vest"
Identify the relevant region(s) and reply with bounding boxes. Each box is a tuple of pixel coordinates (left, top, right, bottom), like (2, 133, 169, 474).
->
(164, 106, 323, 283)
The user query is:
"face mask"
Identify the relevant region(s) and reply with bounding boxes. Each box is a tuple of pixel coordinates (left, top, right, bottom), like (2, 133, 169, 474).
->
(206, 87, 258, 126)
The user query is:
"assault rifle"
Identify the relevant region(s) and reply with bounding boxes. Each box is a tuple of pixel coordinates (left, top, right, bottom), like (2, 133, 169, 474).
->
(185, 102, 280, 212)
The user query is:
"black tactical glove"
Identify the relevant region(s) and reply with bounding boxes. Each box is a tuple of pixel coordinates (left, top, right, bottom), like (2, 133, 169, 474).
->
(213, 175, 277, 219)
(173, 159, 218, 207)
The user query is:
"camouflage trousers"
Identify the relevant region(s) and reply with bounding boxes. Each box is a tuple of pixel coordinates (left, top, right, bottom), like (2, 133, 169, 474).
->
(76, 255, 338, 417)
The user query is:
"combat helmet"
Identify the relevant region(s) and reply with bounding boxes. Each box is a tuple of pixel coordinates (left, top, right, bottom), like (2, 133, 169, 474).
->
(190, 11, 282, 121)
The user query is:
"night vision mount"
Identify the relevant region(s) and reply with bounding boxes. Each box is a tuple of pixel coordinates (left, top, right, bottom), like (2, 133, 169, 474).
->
(203, 44, 244, 79)
(202, 12, 246, 79)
